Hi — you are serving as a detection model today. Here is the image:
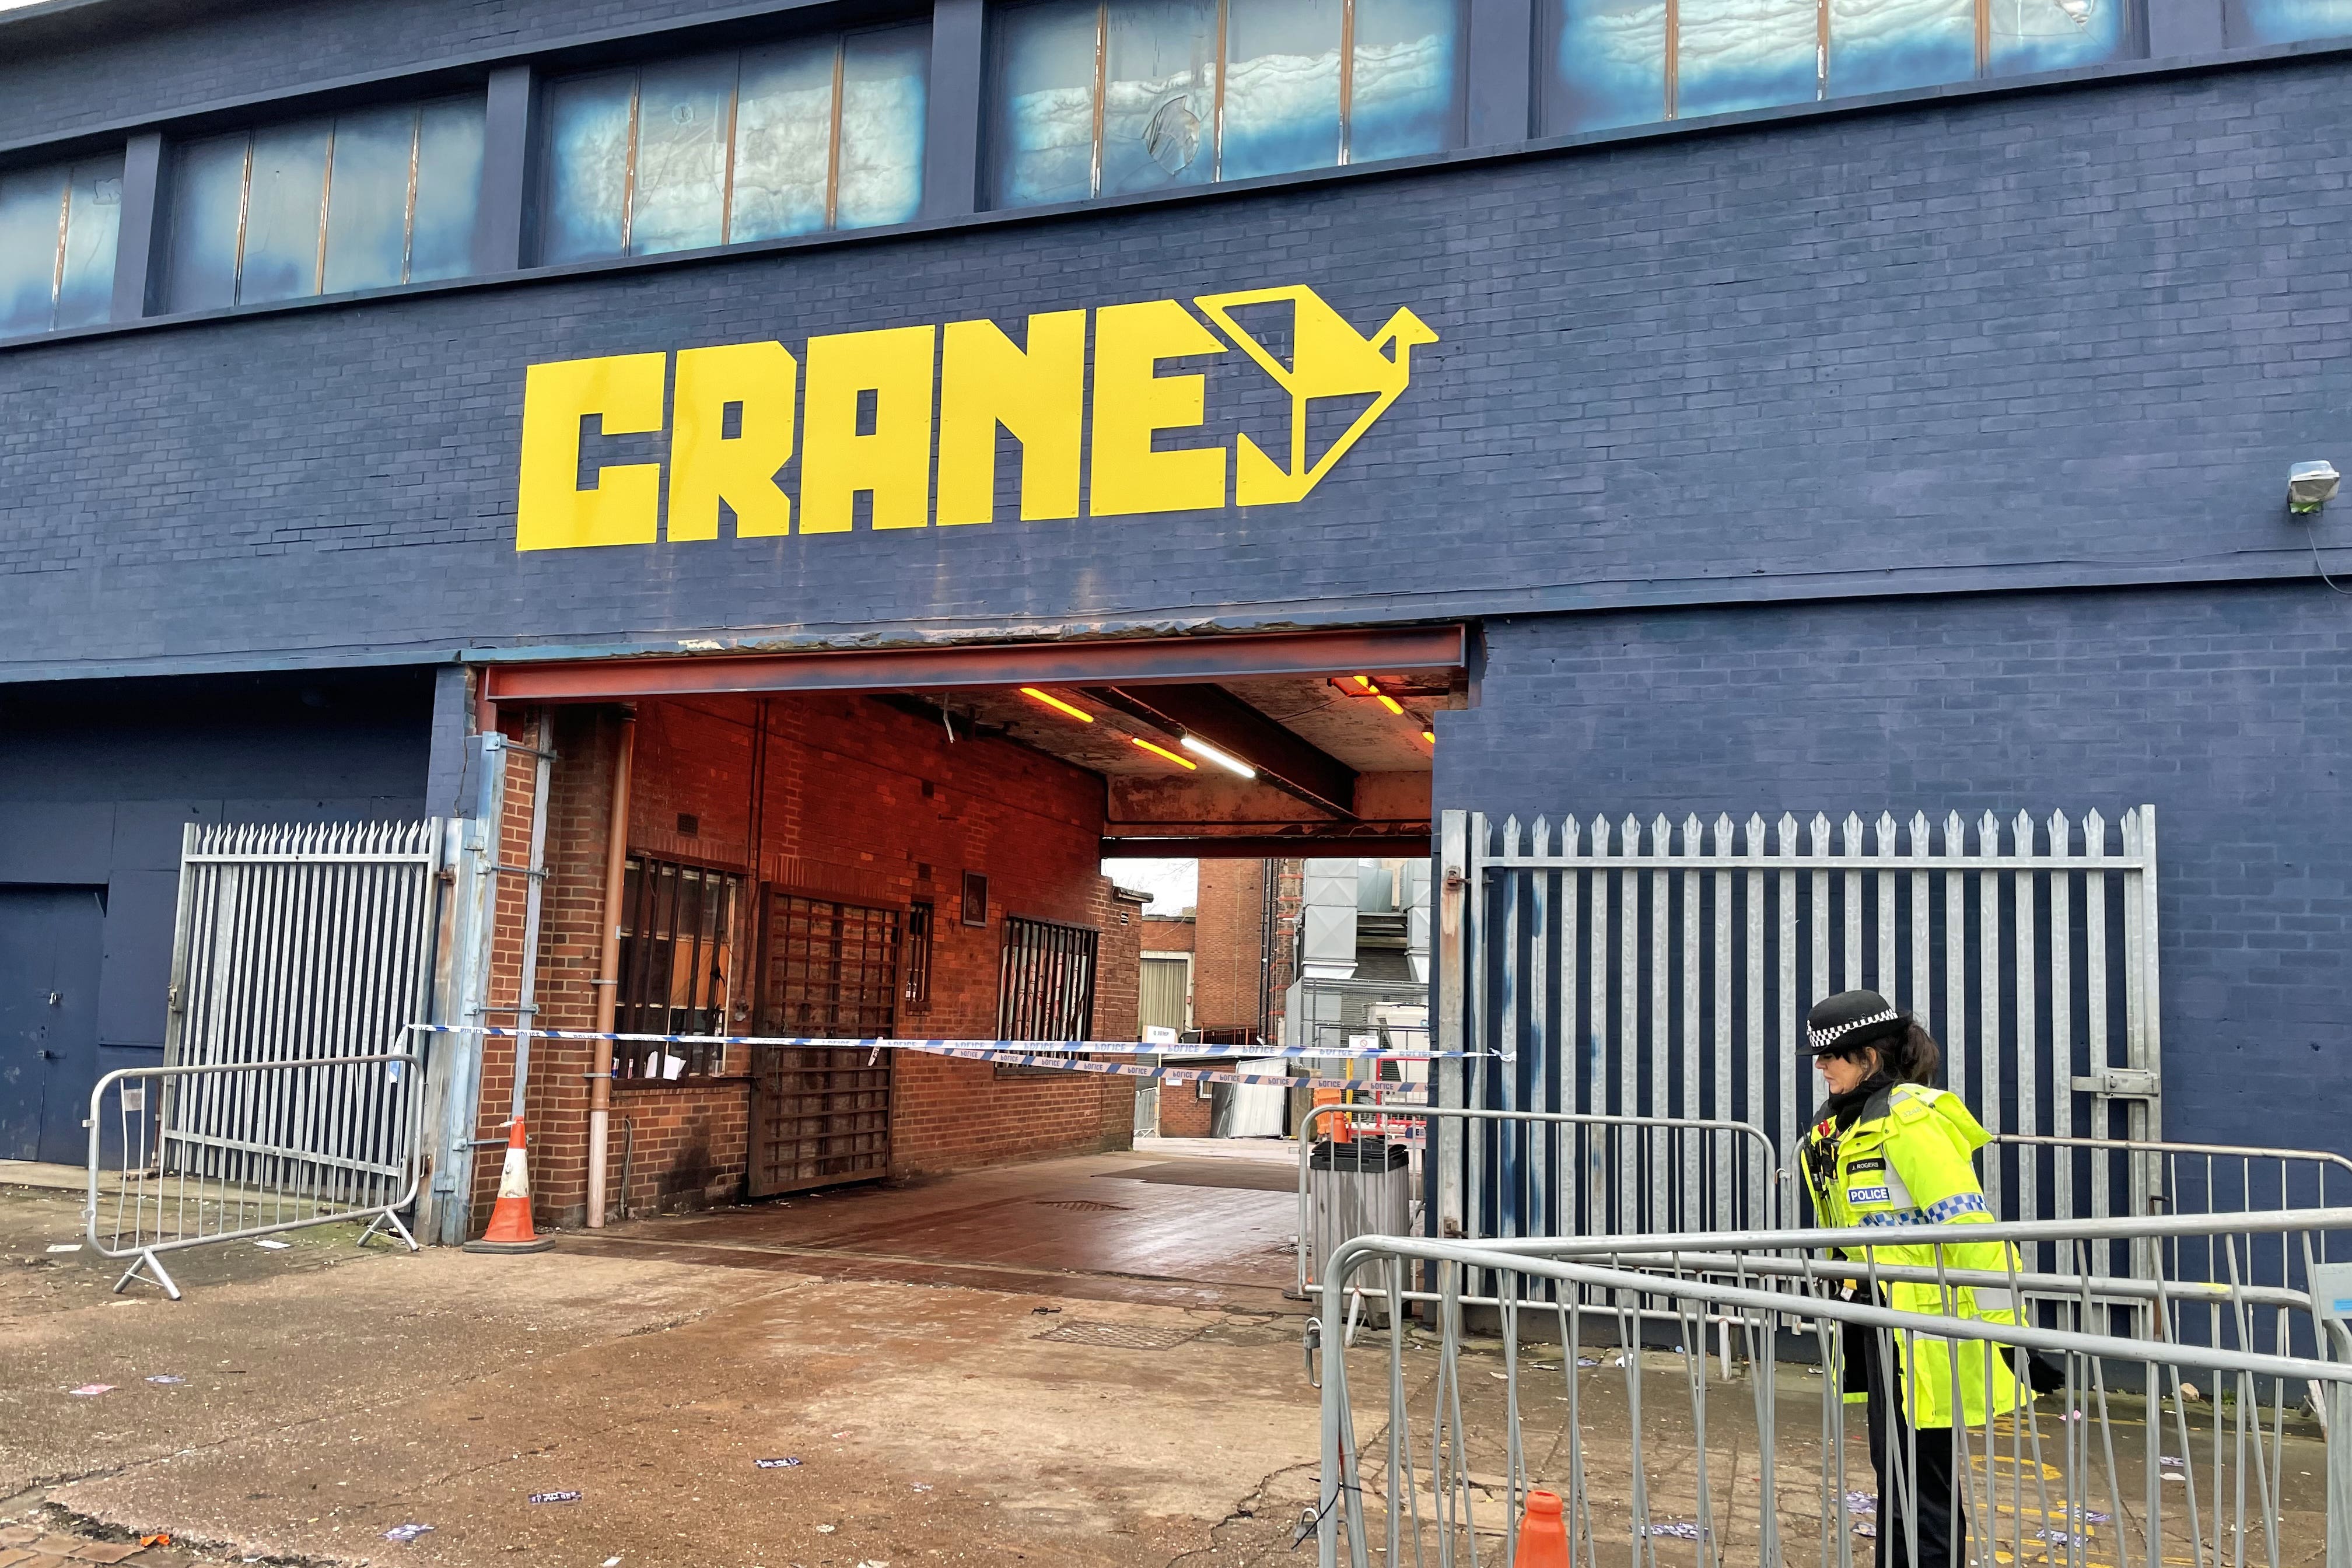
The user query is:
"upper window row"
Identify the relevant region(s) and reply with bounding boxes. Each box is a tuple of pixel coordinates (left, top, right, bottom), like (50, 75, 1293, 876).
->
(988, 0, 1466, 208)
(540, 24, 930, 264)
(10, 0, 2352, 339)
(0, 156, 121, 337)
(1545, 0, 2127, 131)
(163, 96, 487, 313)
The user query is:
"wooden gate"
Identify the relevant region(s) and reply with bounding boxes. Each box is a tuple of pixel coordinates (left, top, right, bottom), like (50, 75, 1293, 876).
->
(746, 890, 902, 1197)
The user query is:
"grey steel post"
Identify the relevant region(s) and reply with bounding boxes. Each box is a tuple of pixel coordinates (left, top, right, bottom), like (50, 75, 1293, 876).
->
(432, 740, 506, 1245)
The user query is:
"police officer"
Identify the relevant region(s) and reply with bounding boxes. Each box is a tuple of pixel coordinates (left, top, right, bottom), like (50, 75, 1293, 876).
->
(1798, 990, 2026, 1568)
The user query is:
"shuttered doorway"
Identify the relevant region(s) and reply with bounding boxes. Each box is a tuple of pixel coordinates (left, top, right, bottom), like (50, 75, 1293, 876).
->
(747, 891, 902, 1197)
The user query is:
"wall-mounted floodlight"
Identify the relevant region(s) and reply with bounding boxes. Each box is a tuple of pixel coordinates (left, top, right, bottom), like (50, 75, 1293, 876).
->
(2290, 461, 2340, 516)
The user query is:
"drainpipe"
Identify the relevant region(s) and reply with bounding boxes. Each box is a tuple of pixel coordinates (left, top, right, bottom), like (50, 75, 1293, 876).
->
(508, 712, 556, 1128)
(586, 708, 635, 1228)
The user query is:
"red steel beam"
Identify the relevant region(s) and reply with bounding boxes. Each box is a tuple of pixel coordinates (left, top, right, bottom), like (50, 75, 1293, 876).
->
(1102, 832, 1432, 859)
(480, 626, 1465, 704)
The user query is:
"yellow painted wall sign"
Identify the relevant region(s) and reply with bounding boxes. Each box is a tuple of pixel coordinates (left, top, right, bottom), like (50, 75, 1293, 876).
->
(515, 285, 1436, 552)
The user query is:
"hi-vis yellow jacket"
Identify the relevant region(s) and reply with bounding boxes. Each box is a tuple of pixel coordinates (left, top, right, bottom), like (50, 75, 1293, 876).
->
(1799, 1083, 2028, 1429)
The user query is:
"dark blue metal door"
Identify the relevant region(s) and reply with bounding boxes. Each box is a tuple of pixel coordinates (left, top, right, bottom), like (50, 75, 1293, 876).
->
(0, 887, 105, 1164)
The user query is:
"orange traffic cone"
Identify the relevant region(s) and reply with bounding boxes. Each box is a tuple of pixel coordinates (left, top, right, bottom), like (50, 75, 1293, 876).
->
(463, 1118, 554, 1253)
(1514, 1489, 1570, 1568)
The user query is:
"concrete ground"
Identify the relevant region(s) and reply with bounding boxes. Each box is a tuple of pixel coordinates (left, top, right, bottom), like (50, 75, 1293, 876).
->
(1, 1143, 1329, 1568)
(9, 1141, 2322, 1568)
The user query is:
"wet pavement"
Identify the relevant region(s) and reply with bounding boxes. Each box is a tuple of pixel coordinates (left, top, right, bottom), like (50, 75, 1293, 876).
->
(566, 1147, 1304, 1308)
(1, 1146, 1326, 1567)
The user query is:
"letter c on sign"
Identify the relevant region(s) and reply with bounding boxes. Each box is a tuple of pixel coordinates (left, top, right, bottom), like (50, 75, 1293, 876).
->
(516, 352, 667, 551)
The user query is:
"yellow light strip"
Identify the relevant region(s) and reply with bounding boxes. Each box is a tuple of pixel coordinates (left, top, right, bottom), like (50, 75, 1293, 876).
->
(1376, 693, 1404, 716)
(1131, 736, 1197, 770)
(1019, 686, 1095, 723)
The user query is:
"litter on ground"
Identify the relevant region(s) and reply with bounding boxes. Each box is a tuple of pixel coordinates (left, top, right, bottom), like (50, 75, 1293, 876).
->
(383, 1523, 434, 1542)
(755, 1457, 803, 1469)
(254, 1239, 292, 1251)
(46, 1243, 80, 1254)
(528, 1490, 582, 1504)
(69, 1384, 113, 1397)
(1645, 1520, 1704, 1540)
(146, 1375, 186, 1385)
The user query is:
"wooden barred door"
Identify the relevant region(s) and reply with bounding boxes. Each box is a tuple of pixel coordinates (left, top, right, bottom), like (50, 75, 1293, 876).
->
(746, 891, 902, 1197)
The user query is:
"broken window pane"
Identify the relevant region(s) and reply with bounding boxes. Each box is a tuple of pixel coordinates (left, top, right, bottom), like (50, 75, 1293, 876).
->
(0, 166, 64, 337)
(1677, 0, 1819, 116)
(323, 106, 416, 295)
(991, 0, 1101, 208)
(408, 97, 486, 282)
(542, 71, 635, 263)
(632, 54, 736, 256)
(1550, 0, 1669, 131)
(835, 24, 929, 229)
(1989, 0, 2126, 74)
(1221, 0, 1343, 181)
(162, 133, 250, 312)
(1827, 0, 1977, 96)
(236, 120, 331, 304)
(1349, 0, 1461, 163)
(732, 38, 838, 241)
(1100, 0, 1217, 197)
(54, 159, 123, 329)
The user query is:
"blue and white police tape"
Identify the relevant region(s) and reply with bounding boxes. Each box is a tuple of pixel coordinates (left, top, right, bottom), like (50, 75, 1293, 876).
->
(405, 1024, 1486, 1061)
(905, 1045, 1429, 1093)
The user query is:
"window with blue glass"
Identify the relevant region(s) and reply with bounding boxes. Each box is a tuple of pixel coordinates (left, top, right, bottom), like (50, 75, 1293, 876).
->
(987, 0, 1464, 211)
(161, 96, 485, 313)
(0, 153, 123, 338)
(538, 23, 929, 266)
(1547, 0, 2131, 134)
(2225, 0, 2352, 43)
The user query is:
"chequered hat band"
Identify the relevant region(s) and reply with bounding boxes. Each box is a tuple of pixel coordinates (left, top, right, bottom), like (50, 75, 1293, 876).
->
(1807, 1007, 1899, 1052)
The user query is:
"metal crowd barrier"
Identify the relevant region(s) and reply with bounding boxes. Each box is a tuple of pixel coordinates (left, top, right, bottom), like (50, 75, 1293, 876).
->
(1310, 1208, 2352, 1568)
(1296, 1102, 1789, 1306)
(1992, 1135, 2352, 1339)
(85, 1052, 423, 1299)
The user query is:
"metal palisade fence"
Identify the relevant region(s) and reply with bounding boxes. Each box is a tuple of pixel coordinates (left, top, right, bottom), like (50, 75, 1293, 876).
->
(164, 820, 447, 1073)
(86, 820, 449, 1296)
(1434, 807, 2162, 1251)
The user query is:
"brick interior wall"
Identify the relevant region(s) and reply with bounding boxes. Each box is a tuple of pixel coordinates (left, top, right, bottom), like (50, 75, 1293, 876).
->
(473, 692, 1143, 1230)
(1191, 859, 1268, 1034)
(1140, 914, 1195, 953)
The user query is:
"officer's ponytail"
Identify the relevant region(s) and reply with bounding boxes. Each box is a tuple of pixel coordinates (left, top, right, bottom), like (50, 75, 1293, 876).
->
(1887, 1018, 1942, 1086)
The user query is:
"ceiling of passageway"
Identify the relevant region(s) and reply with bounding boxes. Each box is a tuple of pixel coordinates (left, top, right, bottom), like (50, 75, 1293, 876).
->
(920, 670, 1456, 779)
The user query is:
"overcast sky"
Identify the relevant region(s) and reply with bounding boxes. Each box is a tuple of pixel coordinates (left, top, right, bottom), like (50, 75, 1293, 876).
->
(1102, 858, 1197, 915)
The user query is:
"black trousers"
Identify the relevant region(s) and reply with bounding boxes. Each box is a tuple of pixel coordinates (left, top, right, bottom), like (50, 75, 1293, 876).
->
(1859, 1325, 1970, 1568)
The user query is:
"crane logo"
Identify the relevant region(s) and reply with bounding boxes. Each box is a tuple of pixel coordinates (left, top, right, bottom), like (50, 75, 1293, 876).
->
(516, 282, 1438, 551)
(1195, 286, 1439, 507)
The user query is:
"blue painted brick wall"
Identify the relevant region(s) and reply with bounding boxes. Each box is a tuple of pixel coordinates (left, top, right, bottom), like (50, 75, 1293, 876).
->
(1441, 587, 2352, 1159)
(6, 55, 2352, 676)
(0, 668, 433, 1068)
